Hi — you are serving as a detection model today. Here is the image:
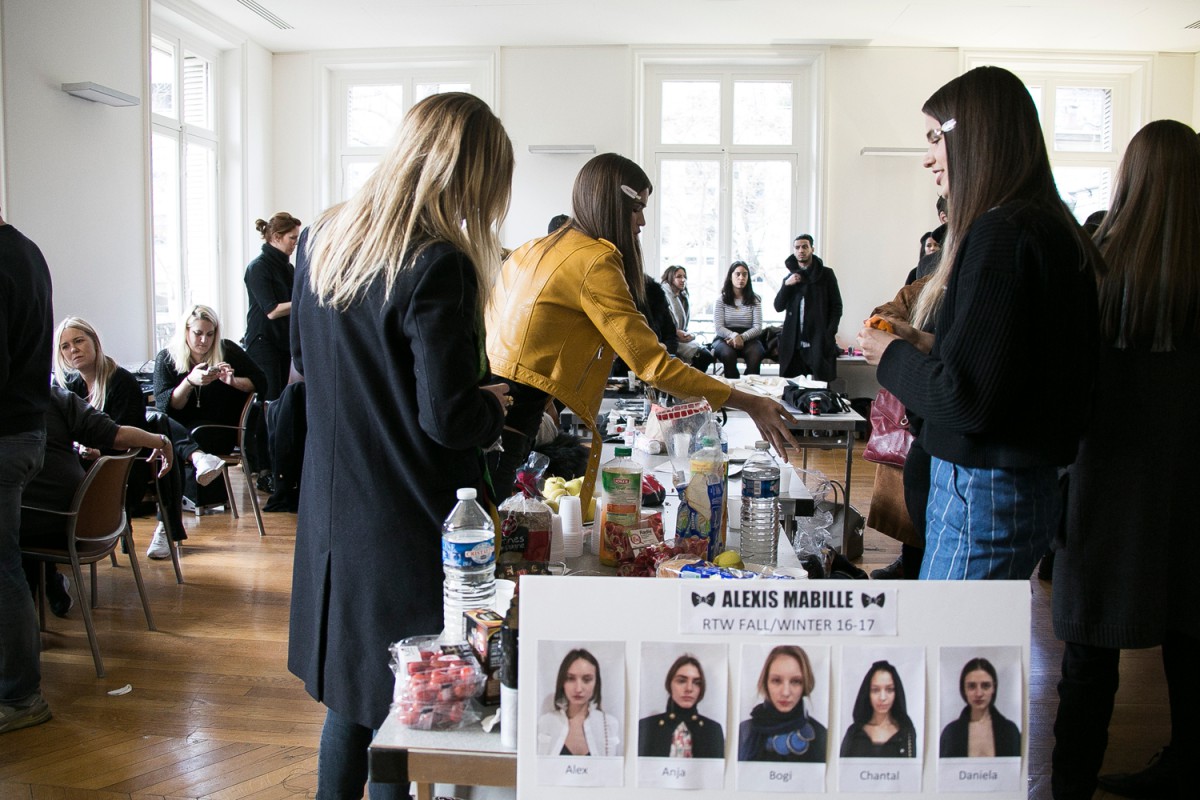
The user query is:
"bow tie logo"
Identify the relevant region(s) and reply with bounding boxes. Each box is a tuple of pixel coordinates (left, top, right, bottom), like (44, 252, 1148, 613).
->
(862, 592, 885, 608)
(692, 592, 716, 607)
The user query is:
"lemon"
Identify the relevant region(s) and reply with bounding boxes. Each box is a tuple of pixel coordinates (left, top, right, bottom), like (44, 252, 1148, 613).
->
(714, 550, 744, 570)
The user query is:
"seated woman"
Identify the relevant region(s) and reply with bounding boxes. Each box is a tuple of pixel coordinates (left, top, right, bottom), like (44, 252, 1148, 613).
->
(22, 386, 173, 615)
(939, 657, 1020, 758)
(739, 645, 827, 763)
(54, 317, 226, 560)
(712, 261, 766, 379)
(839, 660, 917, 758)
(153, 305, 266, 501)
(639, 654, 724, 758)
(537, 648, 621, 757)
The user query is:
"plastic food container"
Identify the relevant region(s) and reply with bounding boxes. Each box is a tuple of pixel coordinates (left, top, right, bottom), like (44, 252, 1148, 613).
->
(389, 635, 486, 730)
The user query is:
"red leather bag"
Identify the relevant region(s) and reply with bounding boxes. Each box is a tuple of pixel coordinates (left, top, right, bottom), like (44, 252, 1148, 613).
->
(863, 389, 913, 466)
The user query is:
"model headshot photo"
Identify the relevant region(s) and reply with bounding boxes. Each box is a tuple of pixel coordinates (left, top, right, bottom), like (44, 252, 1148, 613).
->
(536, 647, 622, 757)
(940, 655, 1021, 758)
(839, 660, 918, 758)
(638, 649, 726, 759)
(738, 644, 828, 763)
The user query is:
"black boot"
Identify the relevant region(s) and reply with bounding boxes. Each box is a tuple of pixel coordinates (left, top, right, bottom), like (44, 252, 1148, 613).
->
(1096, 747, 1180, 799)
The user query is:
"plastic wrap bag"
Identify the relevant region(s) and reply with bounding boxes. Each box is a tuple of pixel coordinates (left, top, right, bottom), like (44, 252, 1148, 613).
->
(390, 636, 486, 730)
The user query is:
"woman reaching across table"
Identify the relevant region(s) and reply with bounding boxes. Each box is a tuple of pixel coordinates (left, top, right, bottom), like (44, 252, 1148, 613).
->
(857, 66, 1103, 580)
(486, 153, 797, 506)
(289, 92, 512, 800)
(1050, 120, 1200, 800)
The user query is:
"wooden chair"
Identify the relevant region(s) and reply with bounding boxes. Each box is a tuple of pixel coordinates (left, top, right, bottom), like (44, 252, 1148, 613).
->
(20, 450, 156, 678)
(188, 392, 266, 537)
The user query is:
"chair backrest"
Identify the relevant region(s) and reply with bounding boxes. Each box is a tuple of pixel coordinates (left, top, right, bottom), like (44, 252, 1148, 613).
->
(72, 450, 137, 545)
(237, 391, 258, 454)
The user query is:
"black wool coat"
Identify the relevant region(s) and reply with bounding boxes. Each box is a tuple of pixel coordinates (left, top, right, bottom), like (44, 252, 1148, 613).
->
(1053, 342, 1200, 648)
(288, 241, 505, 730)
(773, 254, 843, 380)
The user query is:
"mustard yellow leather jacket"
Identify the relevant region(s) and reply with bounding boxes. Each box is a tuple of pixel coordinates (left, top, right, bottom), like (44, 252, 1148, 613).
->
(486, 228, 731, 504)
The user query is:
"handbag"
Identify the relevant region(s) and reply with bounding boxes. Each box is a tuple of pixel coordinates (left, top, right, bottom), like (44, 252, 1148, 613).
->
(862, 389, 913, 466)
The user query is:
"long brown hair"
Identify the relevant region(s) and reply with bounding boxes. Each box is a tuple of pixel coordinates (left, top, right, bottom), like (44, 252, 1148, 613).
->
(308, 92, 513, 312)
(1095, 119, 1200, 350)
(912, 66, 1101, 329)
(542, 153, 651, 307)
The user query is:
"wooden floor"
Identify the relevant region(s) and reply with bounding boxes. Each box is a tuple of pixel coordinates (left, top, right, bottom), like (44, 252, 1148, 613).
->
(0, 446, 1170, 799)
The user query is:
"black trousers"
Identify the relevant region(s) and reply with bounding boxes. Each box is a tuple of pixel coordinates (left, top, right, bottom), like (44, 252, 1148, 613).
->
(1052, 631, 1197, 799)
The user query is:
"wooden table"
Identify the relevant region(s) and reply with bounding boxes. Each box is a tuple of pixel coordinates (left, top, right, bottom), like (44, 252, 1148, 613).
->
(370, 719, 516, 799)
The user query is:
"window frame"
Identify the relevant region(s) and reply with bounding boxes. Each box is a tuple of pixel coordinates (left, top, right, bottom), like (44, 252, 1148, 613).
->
(636, 48, 825, 323)
(964, 51, 1150, 223)
(316, 50, 497, 210)
(149, 23, 222, 353)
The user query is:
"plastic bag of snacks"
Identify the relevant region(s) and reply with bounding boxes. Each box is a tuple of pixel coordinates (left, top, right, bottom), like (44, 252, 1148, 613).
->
(389, 635, 486, 730)
(603, 511, 663, 568)
(618, 535, 709, 577)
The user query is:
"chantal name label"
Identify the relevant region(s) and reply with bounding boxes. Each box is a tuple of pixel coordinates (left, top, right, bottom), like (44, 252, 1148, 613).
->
(680, 585, 898, 637)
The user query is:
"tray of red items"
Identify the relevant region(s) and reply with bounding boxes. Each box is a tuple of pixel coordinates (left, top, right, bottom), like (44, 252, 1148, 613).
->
(389, 635, 486, 730)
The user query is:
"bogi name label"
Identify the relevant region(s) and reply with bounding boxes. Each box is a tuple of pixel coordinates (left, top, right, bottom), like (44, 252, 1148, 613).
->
(680, 583, 898, 636)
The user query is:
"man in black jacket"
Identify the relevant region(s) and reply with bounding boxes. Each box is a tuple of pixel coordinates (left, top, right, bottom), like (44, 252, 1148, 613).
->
(0, 204, 53, 735)
(773, 234, 843, 381)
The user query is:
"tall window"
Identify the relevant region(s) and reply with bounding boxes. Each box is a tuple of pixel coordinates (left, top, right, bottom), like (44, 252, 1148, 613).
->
(326, 57, 492, 205)
(967, 53, 1149, 226)
(150, 30, 220, 351)
(1028, 80, 1117, 224)
(642, 55, 819, 322)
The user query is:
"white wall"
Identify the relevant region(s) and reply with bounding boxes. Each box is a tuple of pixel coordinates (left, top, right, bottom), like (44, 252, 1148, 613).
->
(1, 0, 151, 360)
(824, 47, 961, 347)
(499, 46, 633, 248)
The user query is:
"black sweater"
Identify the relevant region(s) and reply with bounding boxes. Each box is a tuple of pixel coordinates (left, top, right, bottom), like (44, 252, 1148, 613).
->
(0, 224, 53, 437)
(877, 204, 1098, 469)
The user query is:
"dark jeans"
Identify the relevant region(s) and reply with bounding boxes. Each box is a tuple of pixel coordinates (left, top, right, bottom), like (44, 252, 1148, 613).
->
(1, 430, 46, 704)
(712, 337, 766, 379)
(1052, 631, 1197, 799)
(317, 707, 410, 800)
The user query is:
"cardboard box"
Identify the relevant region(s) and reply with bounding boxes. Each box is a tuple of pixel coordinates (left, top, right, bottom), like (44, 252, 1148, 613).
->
(464, 608, 504, 706)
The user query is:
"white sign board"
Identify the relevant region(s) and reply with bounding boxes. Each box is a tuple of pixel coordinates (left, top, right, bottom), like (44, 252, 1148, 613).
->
(517, 577, 1029, 799)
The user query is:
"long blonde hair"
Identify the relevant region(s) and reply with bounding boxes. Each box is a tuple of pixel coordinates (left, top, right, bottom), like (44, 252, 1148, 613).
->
(169, 304, 225, 371)
(53, 316, 117, 410)
(307, 92, 513, 311)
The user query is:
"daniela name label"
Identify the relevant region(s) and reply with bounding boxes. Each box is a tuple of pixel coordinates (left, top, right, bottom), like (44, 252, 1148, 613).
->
(680, 585, 898, 636)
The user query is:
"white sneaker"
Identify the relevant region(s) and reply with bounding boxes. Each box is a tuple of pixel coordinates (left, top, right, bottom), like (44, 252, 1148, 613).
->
(146, 523, 171, 560)
(193, 453, 225, 487)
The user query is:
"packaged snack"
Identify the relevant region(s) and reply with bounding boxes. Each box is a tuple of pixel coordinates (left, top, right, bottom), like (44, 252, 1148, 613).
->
(389, 635, 486, 730)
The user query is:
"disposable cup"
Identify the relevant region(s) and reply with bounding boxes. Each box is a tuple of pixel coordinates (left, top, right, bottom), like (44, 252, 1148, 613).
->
(493, 579, 516, 615)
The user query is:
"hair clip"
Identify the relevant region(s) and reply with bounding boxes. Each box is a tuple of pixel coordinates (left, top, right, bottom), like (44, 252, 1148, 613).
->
(620, 184, 639, 200)
(941, 118, 957, 133)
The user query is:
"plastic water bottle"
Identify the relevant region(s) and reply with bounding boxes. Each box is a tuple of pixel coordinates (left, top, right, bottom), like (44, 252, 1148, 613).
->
(442, 488, 496, 642)
(740, 441, 781, 567)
